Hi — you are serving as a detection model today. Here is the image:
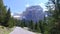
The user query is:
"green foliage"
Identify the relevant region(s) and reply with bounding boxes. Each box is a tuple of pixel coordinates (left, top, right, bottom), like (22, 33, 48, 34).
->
(7, 18, 16, 28)
(29, 20, 34, 29)
(44, 0, 60, 34)
(20, 20, 25, 27)
(0, 0, 7, 25)
(0, 0, 16, 28)
(16, 20, 27, 27)
(3, 8, 11, 27)
(35, 22, 41, 32)
(15, 19, 21, 26)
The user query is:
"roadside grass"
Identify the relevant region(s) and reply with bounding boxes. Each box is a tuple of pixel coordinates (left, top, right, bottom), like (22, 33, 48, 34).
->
(0, 26, 13, 34)
(0, 26, 41, 34)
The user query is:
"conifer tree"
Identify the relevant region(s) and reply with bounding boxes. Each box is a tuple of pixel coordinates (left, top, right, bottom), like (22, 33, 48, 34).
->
(0, 0, 7, 25)
(46, 0, 60, 34)
(4, 8, 11, 27)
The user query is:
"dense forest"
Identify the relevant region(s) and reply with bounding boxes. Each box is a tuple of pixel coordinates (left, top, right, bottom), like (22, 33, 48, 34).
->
(0, 0, 60, 34)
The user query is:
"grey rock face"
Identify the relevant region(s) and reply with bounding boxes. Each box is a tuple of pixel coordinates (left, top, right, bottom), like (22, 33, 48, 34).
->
(22, 5, 44, 22)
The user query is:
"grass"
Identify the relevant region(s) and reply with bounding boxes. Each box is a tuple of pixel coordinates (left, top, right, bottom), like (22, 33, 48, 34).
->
(0, 26, 41, 34)
(0, 26, 13, 34)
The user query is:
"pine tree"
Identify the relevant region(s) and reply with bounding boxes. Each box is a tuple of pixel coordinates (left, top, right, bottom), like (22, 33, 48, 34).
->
(39, 20, 45, 34)
(35, 22, 41, 32)
(30, 20, 34, 29)
(46, 0, 60, 34)
(8, 17, 16, 28)
(28, 20, 33, 29)
(0, 0, 7, 25)
(4, 8, 11, 27)
(20, 20, 25, 27)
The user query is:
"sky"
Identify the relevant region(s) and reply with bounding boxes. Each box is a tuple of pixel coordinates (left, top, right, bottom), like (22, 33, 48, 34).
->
(3, 0, 48, 14)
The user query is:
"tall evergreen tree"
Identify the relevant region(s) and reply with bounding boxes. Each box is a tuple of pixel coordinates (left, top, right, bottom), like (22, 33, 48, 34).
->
(36, 21, 41, 32)
(4, 8, 11, 27)
(39, 20, 45, 34)
(0, 0, 7, 25)
(46, 0, 60, 34)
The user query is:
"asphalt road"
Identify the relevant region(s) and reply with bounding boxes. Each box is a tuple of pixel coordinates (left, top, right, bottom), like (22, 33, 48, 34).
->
(10, 27, 36, 34)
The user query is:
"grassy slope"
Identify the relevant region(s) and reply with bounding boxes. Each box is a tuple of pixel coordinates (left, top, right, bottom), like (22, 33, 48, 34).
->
(0, 26, 13, 34)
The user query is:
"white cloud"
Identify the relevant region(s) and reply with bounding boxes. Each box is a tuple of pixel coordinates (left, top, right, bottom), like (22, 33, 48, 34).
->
(25, 4, 30, 7)
(25, 3, 48, 12)
(38, 3, 48, 11)
(11, 13, 14, 16)
(45, 15, 48, 17)
(14, 16, 20, 18)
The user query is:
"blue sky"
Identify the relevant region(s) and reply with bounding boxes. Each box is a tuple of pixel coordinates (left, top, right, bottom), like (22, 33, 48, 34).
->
(3, 0, 48, 14)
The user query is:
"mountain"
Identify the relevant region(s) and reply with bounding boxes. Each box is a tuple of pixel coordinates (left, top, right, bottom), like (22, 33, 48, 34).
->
(12, 5, 48, 22)
(21, 5, 45, 22)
